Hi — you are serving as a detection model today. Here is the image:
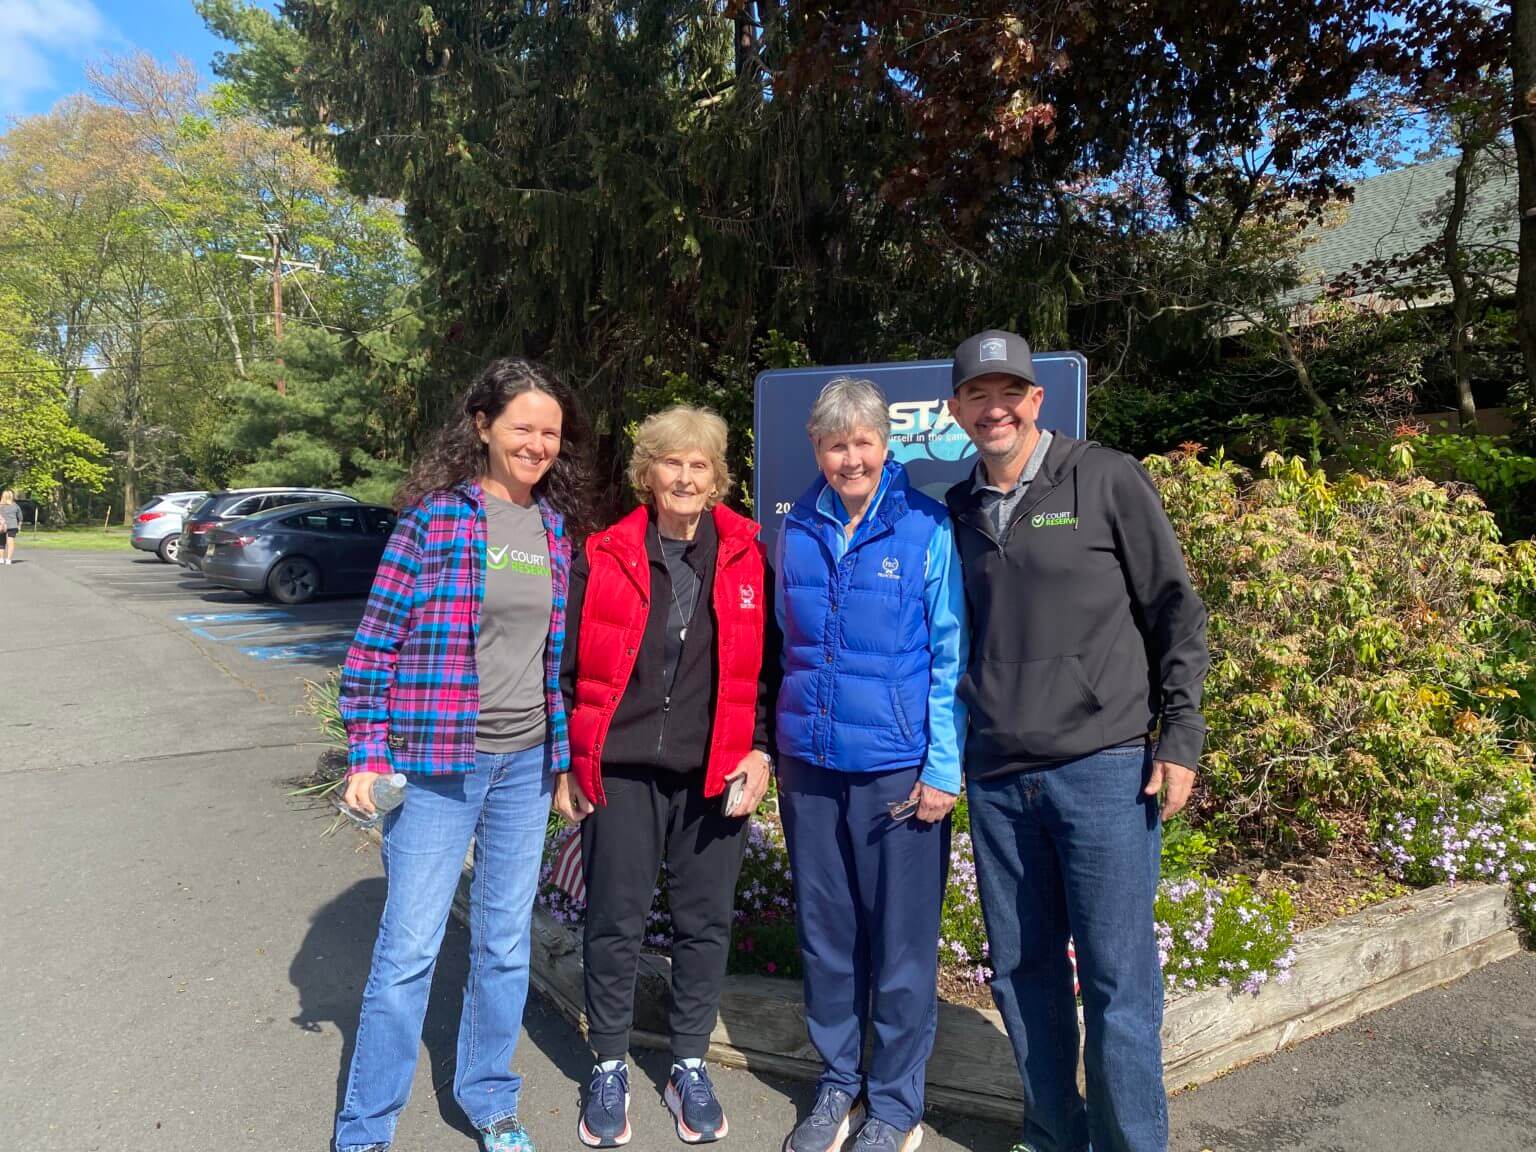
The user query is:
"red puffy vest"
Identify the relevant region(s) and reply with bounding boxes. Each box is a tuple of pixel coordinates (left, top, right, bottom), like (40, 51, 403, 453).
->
(568, 504, 767, 805)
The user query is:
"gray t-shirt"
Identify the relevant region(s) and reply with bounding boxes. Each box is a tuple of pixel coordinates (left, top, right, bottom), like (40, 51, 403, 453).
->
(0, 504, 18, 531)
(476, 496, 553, 752)
(973, 428, 1053, 542)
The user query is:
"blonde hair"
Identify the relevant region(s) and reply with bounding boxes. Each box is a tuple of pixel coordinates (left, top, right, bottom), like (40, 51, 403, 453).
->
(627, 405, 733, 508)
(0, 490, 14, 506)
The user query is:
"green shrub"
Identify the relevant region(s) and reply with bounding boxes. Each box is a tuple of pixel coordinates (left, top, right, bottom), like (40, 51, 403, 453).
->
(1148, 448, 1536, 853)
(1383, 432, 1536, 541)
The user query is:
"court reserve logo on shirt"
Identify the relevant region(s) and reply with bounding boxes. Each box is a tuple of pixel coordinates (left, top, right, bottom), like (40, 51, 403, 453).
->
(1030, 510, 1078, 529)
(488, 545, 548, 574)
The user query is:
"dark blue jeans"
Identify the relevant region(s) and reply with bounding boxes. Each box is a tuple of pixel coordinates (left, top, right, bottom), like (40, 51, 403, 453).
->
(966, 745, 1166, 1152)
(779, 756, 950, 1131)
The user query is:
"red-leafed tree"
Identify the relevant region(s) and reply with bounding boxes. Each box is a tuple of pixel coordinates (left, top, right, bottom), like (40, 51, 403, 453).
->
(778, 2, 1487, 239)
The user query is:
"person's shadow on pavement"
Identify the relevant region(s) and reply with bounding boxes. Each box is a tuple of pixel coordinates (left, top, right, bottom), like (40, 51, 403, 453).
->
(289, 877, 479, 1144)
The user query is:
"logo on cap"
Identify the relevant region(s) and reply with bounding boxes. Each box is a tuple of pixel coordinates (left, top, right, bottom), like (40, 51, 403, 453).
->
(980, 337, 1008, 362)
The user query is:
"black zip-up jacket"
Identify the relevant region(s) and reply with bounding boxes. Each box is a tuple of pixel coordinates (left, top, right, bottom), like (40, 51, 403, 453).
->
(560, 509, 779, 776)
(945, 433, 1209, 776)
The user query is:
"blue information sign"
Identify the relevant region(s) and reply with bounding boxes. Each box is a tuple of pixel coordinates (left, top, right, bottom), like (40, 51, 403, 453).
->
(752, 353, 1088, 557)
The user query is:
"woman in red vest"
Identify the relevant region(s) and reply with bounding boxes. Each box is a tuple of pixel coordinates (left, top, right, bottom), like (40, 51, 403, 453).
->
(556, 405, 777, 1149)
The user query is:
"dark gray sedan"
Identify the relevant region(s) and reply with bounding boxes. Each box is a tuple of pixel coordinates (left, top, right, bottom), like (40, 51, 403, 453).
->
(200, 500, 397, 604)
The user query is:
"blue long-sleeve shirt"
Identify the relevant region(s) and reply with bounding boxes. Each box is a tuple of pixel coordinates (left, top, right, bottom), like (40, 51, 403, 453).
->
(774, 468, 969, 793)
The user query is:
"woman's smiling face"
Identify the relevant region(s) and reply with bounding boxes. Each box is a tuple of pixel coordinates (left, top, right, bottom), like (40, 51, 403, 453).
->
(477, 389, 563, 493)
(814, 425, 886, 509)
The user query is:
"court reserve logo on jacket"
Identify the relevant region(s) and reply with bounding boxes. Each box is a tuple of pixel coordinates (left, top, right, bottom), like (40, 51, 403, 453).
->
(1030, 510, 1078, 528)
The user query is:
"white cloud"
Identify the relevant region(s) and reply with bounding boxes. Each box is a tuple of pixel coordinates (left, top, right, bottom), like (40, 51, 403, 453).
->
(0, 0, 109, 115)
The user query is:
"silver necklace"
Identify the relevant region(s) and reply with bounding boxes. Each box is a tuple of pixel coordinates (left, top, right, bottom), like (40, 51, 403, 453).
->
(663, 537, 700, 642)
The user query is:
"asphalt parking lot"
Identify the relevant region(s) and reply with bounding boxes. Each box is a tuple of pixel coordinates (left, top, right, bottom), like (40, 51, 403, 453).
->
(51, 550, 366, 679)
(4, 547, 1535, 1152)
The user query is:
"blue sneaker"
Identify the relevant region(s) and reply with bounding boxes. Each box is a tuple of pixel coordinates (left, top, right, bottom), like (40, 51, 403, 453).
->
(783, 1085, 863, 1152)
(664, 1060, 728, 1143)
(852, 1116, 922, 1152)
(480, 1115, 535, 1152)
(579, 1061, 632, 1147)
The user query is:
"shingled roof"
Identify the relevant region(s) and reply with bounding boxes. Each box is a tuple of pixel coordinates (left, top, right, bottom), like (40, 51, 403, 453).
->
(1285, 153, 1516, 309)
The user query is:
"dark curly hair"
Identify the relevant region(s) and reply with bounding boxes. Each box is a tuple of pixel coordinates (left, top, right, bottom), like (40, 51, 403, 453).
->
(396, 357, 597, 541)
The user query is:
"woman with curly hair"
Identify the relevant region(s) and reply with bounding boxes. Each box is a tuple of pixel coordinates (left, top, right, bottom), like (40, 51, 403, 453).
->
(333, 357, 595, 1152)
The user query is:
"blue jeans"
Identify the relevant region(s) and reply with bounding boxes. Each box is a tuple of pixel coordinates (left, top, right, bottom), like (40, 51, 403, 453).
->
(779, 756, 950, 1131)
(334, 747, 554, 1151)
(966, 745, 1165, 1152)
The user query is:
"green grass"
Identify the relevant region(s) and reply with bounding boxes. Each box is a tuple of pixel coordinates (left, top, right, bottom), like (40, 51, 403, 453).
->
(18, 526, 137, 552)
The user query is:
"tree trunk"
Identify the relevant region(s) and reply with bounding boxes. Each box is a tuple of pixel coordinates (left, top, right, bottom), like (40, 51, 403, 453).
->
(219, 298, 247, 377)
(1510, 0, 1536, 397)
(1275, 325, 1350, 453)
(122, 433, 138, 525)
(1444, 135, 1479, 433)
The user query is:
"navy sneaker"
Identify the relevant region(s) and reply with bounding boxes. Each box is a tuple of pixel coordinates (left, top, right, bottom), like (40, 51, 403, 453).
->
(579, 1062, 632, 1147)
(852, 1116, 923, 1152)
(664, 1060, 728, 1143)
(783, 1085, 864, 1152)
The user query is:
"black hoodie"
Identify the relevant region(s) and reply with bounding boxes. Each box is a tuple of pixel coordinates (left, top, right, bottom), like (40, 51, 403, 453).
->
(945, 433, 1209, 776)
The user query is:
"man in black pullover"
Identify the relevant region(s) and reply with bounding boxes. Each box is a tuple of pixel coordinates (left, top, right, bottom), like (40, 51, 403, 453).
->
(944, 330, 1209, 1152)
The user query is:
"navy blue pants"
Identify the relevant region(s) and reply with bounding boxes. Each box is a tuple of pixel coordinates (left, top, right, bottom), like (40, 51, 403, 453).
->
(778, 756, 950, 1131)
(967, 744, 1166, 1152)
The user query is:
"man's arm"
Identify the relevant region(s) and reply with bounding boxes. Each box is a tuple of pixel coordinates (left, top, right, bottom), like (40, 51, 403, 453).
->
(1109, 454, 1209, 773)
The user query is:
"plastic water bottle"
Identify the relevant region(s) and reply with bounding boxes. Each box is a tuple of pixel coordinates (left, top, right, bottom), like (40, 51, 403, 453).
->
(371, 772, 407, 816)
(337, 772, 407, 828)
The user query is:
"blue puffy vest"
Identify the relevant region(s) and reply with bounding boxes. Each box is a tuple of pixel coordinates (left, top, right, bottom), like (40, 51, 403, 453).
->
(776, 460, 946, 773)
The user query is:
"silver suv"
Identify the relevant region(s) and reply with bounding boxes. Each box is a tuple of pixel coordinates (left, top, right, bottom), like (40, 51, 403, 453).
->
(130, 491, 209, 564)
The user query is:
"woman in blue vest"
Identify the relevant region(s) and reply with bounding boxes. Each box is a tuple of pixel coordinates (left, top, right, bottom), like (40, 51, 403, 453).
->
(775, 377, 968, 1152)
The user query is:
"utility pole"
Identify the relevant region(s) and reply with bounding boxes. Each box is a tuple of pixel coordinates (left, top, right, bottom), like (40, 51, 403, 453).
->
(269, 226, 285, 394)
(237, 229, 317, 396)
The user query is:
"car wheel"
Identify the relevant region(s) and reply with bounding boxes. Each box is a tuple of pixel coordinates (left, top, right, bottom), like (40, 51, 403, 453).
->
(156, 535, 180, 564)
(267, 556, 320, 605)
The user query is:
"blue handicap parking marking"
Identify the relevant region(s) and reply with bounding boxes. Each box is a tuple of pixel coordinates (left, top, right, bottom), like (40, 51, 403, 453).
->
(175, 605, 359, 664)
(177, 609, 299, 624)
(189, 623, 292, 642)
(241, 638, 353, 662)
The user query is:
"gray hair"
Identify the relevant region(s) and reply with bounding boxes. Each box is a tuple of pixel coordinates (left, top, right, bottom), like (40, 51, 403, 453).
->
(806, 376, 890, 445)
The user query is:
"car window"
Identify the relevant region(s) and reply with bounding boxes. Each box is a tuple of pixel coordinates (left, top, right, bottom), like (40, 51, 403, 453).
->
(223, 497, 260, 518)
(364, 508, 397, 536)
(255, 493, 303, 512)
(329, 508, 364, 533)
(284, 508, 363, 534)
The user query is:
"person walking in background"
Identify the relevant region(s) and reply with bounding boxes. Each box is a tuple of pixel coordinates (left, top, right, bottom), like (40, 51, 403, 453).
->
(944, 329, 1209, 1152)
(774, 377, 968, 1152)
(0, 491, 21, 563)
(556, 405, 777, 1148)
(333, 357, 595, 1152)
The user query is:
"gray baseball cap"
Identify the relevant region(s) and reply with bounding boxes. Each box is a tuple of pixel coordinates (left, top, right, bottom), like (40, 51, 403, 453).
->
(952, 329, 1037, 391)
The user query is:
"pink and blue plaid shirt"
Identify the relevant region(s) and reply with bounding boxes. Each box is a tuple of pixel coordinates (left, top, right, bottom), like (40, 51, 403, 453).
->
(339, 480, 572, 777)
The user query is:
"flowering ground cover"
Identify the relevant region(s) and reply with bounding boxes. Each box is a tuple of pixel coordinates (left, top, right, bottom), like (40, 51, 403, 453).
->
(538, 800, 1299, 1004)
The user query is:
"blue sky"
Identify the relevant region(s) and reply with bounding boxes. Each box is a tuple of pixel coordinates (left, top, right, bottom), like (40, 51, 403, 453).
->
(0, 0, 266, 120)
